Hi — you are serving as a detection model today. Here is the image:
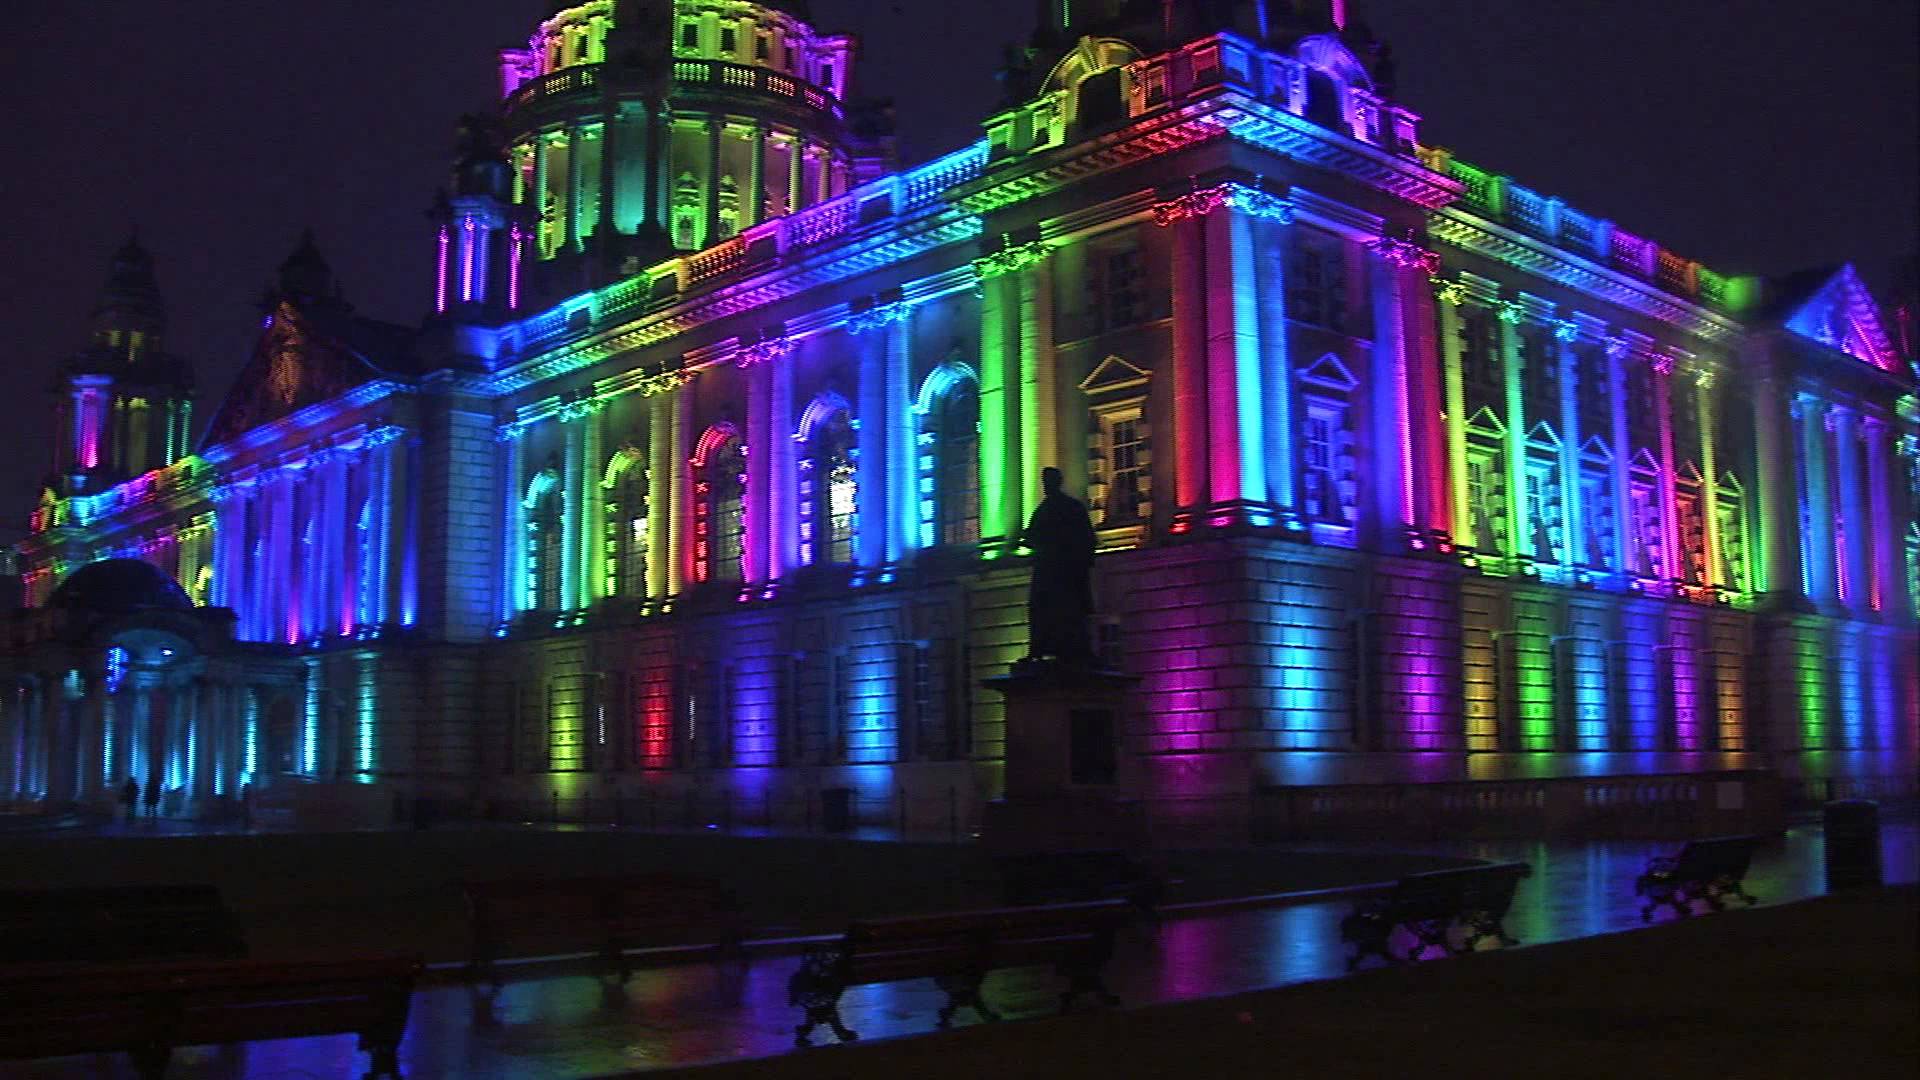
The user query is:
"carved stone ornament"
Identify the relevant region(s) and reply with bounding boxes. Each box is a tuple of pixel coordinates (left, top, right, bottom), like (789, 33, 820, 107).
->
(1649, 353, 1676, 377)
(971, 234, 1050, 280)
(847, 301, 911, 336)
(1552, 318, 1580, 343)
(1496, 301, 1525, 326)
(1150, 182, 1294, 228)
(637, 368, 697, 396)
(1369, 235, 1441, 274)
(1431, 278, 1468, 307)
(735, 334, 796, 369)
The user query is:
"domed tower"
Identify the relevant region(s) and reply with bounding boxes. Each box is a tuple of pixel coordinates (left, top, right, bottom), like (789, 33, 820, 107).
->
(52, 237, 195, 495)
(1013, 0, 1389, 100)
(485, 0, 884, 307)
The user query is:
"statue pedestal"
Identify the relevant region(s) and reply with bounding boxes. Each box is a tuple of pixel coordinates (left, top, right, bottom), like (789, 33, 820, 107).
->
(979, 659, 1145, 855)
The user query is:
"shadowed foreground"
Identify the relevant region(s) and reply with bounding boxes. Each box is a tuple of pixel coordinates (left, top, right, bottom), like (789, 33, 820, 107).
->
(663, 885, 1919, 1080)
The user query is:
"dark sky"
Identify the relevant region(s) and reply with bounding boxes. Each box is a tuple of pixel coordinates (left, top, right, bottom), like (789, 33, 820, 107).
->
(1, 0, 1914, 536)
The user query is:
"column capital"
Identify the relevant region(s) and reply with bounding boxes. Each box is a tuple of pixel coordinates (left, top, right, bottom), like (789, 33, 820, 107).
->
(1367, 233, 1441, 274)
(734, 332, 795, 369)
(846, 300, 911, 336)
(636, 368, 697, 396)
(1648, 352, 1676, 377)
(1691, 367, 1719, 392)
(1150, 181, 1293, 227)
(1495, 300, 1525, 326)
(1824, 403, 1851, 432)
(1431, 277, 1468, 306)
(1857, 412, 1886, 437)
(971, 233, 1050, 280)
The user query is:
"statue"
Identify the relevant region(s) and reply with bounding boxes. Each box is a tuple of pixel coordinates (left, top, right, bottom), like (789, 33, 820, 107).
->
(1021, 467, 1098, 665)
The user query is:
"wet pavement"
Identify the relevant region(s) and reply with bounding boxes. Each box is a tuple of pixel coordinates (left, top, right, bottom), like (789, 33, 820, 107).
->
(13, 819, 1917, 1079)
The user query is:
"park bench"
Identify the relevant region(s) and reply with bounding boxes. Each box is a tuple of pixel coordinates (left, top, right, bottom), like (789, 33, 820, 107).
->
(463, 874, 746, 985)
(0, 953, 420, 1079)
(1634, 834, 1760, 920)
(788, 899, 1129, 1046)
(0, 885, 247, 968)
(994, 849, 1163, 915)
(1340, 862, 1532, 969)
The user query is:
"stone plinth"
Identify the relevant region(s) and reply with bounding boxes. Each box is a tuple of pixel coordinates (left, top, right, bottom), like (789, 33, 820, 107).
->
(979, 659, 1145, 855)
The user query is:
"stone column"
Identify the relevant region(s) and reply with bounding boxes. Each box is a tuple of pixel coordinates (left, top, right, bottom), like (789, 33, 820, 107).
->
(1694, 369, 1724, 589)
(1167, 212, 1208, 529)
(704, 116, 723, 244)
(669, 383, 693, 595)
(1555, 321, 1586, 567)
(1832, 407, 1871, 611)
(532, 135, 551, 257)
(566, 124, 584, 252)
(1365, 241, 1414, 542)
(746, 359, 774, 586)
(500, 429, 526, 621)
(561, 415, 585, 611)
(851, 318, 889, 569)
(768, 342, 798, 581)
(1796, 395, 1837, 604)
(883, 310, 915, 565)
(1607, 339, 1635, 579)
(1496, 301, 1529, 561)
(1437, 282, 1471, 543)
(748, 121, 768, 227)
(1017, 257, 1057, 523)
(646, 391, 674, 601)
(579, 403, 606, 606)
(1864, 418, 1904, 619)
(1652, 353, 1683, 585)
(598, 102, 620, 244)
(976, 269, 1019, 548)
(791, 137, 809, 212)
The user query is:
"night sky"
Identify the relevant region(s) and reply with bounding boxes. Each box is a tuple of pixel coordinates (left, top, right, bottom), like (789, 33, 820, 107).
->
(1, 0, 1913, 538)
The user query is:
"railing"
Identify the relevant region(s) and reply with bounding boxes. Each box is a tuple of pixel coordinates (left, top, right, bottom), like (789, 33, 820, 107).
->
(504, 64, 600, 113)
(1255, 769, 1784, 840)
(671, 59, 844, 121)
(400, 783, 975, 841)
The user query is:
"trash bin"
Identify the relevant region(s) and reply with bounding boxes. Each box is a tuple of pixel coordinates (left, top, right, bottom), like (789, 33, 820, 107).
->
(1823, 799, 1882, 891)
(821, 787, 854, 834)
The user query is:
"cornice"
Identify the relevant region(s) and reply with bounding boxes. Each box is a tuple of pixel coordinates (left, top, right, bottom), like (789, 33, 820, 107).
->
(1428, 206, 1744, 347)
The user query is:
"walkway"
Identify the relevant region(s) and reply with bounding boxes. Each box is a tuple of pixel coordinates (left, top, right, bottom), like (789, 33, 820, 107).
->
(12, 820, 1917, 1079)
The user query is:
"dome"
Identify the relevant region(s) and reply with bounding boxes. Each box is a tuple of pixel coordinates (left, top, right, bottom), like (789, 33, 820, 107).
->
(48, 559, 196, 615)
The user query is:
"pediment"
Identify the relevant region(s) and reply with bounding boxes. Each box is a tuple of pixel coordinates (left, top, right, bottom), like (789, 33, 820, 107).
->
(1298, 352, 1359, 390)
(1465, 405, 1506, 435)
(1078, 354, 1152, 393)
(1783, 264, 1899, 372)
(202, 302, 389, 448)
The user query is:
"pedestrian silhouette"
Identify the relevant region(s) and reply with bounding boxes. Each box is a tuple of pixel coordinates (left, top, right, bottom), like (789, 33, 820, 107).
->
(143, 775, 160, 818)
(118, 777, 138, 822)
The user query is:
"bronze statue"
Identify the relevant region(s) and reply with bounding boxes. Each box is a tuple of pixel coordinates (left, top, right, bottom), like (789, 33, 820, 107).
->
(1021, 467, 1098, 664)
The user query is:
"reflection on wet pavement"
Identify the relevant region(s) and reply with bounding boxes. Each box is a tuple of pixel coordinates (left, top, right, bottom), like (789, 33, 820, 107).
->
(16, 821, 1916, 1079)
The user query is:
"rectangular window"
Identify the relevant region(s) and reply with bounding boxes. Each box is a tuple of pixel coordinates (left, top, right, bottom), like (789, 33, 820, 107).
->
(720, 27, 736, 55)
(1098, 246, 1146, 331)
(680, 23, 699, 50)
(1715, 492, 1750, 594)
(1629, 478, 1664, 578)
(1466, 444, 1507, 554)
(1580, 465, 1617, 569)
(1300, 403, 1356, 526)
(1677, 486, 1709, 585)
(756, 32, 771, 61)
(1089, 406, 1150, 526)
(1288, 238, 1347, 334)
(1524, 457, 1566, 565)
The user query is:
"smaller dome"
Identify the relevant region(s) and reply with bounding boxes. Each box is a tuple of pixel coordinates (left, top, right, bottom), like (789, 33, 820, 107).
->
(49, 559, 195, 615)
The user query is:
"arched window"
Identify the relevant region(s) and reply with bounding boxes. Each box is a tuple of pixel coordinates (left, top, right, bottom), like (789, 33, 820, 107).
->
(524, 469, 562, 611)
(915, 363, 981, 550)
(692, 425, 746, 585)
(602, 448, 648, 600)
(797, 395, 856, 567)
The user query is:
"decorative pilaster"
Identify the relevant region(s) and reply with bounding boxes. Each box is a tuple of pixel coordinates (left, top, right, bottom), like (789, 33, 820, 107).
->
(566, 124, 585, 252)
(1606, 337, 1636, 580)
(848, 301, 914, 569)
(1554, 319, 1586, 567)
(1796, 394, 1836, 604)
(1373, 237, 1447, 545)
(1437, 280, 1472, 545)
(1863, 415, 1898, 616)
(645, 390, 674, 602)
(1496, 301, 1528, 562)
(972, 235, 1049, 550)
(497, 424, 527, 622)
(1152, 181, 1293, 529)
(1693, 368, 1724, 590)
(1651, 351, 1682, 586)
(1831, 406, 1868, 610)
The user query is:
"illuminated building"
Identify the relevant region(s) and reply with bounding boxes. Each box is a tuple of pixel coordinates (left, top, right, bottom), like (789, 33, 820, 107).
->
(5, 1, 1916, 832)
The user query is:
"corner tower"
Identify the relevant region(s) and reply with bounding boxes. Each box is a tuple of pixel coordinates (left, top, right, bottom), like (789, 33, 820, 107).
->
(52, 238, 195, 495)
(487, 0, 884, 306)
